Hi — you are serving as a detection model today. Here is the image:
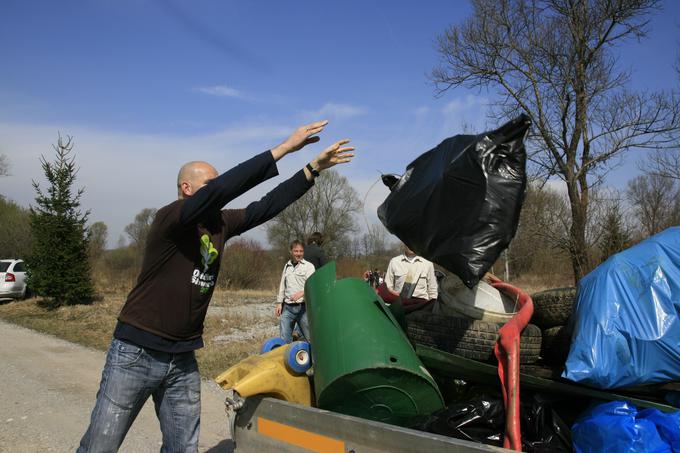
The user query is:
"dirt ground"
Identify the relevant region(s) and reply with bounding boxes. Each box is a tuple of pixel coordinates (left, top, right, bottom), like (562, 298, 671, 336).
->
(0, 320, 234, 453)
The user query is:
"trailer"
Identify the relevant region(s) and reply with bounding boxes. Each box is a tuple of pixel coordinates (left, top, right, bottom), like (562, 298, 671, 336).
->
(226, 395, 509, 453)
(219, 344, 678, 452)
(217, 260, 679, 452)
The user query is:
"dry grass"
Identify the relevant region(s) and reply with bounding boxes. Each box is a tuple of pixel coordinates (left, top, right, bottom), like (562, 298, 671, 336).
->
(510, 273, 575, 295)
(0, 288, 278, 380)
(199, 297, 278, 378)
(209, 289, 277, 307)
(0, 295, 121, 351)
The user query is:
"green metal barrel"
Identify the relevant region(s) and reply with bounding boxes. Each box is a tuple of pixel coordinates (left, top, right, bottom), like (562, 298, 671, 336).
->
(305, 262, 444, 426)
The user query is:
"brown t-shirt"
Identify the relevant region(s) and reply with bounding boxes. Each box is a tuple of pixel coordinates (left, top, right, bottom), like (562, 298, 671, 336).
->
(117, 151, 313, 343)
(118, 202, 241, 340)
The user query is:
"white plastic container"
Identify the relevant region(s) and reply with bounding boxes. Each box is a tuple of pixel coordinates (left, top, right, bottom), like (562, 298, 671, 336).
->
(436, 274, 518, 322)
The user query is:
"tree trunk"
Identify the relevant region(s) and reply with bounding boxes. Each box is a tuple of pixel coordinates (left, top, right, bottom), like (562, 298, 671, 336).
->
(568, 196, 589, 285)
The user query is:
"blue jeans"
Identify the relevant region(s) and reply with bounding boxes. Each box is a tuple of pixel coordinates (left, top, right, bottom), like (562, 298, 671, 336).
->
(279, 303, 310, 343)
(77, 338, 201, 453)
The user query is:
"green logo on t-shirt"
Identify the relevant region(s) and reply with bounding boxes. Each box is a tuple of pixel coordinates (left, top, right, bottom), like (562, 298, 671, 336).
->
(200, 234, 218, 273)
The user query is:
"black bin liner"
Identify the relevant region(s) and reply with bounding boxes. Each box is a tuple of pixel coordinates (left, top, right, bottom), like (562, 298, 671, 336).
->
(410, 394, 572, 452)
(378, 115, 530, 288)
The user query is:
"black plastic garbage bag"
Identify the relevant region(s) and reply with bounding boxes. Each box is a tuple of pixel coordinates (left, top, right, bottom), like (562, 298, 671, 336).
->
(410, 394, 572, 452)
(524, 394, 573, 453)
(378, 115, 530, 288)
(411, 396, 505, 446)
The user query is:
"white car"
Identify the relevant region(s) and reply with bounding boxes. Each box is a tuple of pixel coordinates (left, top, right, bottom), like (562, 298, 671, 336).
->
(0, 259, 28, 299)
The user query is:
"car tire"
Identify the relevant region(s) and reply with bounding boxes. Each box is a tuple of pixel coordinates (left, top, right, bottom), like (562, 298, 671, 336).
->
(519, 363, 563, 379)
(540, 326, 571, 365)
(407, 312, 541, 364)
(530, 287, 576, 328)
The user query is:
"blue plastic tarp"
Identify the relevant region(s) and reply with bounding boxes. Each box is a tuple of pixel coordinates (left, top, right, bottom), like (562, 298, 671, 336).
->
(563, 227, 680, 389)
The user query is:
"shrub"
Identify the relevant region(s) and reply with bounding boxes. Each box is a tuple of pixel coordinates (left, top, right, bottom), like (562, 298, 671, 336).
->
(219, 239, 278, 290)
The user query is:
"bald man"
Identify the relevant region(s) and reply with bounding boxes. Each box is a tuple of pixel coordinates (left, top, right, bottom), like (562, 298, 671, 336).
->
(78, 120, 355, 453)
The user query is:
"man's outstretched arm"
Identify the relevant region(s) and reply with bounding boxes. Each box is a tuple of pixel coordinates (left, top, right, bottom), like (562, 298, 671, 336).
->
(229, 139, 355, 235)
(180, 121, 329, 226)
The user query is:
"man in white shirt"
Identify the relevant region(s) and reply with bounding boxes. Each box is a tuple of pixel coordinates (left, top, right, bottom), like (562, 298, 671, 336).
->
(275, 240, 315, 342)
(378, 244, 438, 313)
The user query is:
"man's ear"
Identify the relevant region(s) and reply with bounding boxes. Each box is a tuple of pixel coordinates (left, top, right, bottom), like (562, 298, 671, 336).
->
(181, 181, 193, 197)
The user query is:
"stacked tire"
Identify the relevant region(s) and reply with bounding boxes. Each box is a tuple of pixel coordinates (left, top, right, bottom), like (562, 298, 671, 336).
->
(406, 312, 542, 364)
(529, 287, 576, 367)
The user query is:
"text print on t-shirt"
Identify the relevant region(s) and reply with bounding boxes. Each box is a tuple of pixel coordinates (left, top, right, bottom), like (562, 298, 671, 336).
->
(192, 234, 219, 294)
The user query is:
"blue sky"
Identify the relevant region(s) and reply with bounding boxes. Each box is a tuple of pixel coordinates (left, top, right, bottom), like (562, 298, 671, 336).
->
(1, 0, 678, 248)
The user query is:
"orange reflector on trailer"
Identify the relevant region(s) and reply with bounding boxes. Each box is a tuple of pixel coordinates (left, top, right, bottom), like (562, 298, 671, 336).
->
(257, 417, 345, 453)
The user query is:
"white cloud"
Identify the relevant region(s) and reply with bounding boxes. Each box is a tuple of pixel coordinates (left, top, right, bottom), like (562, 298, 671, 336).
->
(302, 102, 368, 121)
(194, 84, 244, 99)
(440, 94, 489, 135)
(441, 94, 489, 116)
(352, 176, 391, 222)
(543, 178, 568, 195)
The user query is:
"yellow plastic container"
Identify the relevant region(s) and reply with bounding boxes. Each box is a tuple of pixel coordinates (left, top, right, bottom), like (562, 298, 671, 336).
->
(214, 344, 313, 406)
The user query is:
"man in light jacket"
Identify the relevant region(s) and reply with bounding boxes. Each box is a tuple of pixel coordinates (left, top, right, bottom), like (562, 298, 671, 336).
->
(378, 244, 438, 313)
(276, 239, 315, 342)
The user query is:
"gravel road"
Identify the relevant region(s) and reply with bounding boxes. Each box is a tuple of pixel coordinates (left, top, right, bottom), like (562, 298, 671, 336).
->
(0, 320, 233, 453)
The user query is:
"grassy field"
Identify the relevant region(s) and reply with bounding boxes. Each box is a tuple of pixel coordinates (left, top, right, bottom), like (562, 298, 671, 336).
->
(0, 289, 278, 379)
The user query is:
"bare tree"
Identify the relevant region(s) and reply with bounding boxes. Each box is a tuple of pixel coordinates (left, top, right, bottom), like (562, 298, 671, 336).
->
(0, 196, 32, 257)
(0, 153, 9, 176)
(361, 223, 389, 256)
(510, 181, 572, 276)
(432, 0, 680, 283)
(266, 169, 361, 254)
(627, 173, 680, 237)
(87, 221, 108, 261)
(124, 208, 157, 251)
(641, 149, 680, 181)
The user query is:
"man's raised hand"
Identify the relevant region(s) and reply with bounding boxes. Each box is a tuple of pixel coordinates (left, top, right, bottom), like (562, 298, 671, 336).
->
(271, 120, 329, 161)
(311, 139, 355, 171)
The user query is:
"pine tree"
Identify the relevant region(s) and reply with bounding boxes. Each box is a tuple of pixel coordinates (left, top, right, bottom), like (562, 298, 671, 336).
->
(28, 134, 94, 305)
(598, 200, 631, 264)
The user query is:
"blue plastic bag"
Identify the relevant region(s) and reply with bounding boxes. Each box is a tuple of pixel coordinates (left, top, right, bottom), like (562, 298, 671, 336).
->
(563, 227, 680, 388)
(639, 409, 680, 452)
(572, 401, 671, 453)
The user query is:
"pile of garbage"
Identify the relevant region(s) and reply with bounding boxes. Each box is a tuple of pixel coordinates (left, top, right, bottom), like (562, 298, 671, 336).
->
(377, 112, 680, 444)
(215, 116, 680, 452)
